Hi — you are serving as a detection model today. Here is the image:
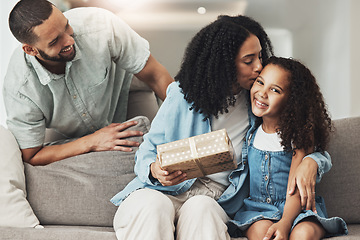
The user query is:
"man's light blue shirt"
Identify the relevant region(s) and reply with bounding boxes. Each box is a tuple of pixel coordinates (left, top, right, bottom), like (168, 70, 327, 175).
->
(3, 7, 150, 149)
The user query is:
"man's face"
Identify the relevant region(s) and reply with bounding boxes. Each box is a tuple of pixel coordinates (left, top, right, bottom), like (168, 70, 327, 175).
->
(30, 6, 76, 63)
(37, 47, 76, 62)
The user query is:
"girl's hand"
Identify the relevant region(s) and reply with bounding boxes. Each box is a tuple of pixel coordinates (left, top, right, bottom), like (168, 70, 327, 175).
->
(150, 160, 187, 186)
(287, 157, 317, 212)
(263, 220, 291, 240)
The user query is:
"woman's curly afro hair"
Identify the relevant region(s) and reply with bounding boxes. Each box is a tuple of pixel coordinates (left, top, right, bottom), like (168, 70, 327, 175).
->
(175, 15, 273, 119)
(263, 57, 333, 152)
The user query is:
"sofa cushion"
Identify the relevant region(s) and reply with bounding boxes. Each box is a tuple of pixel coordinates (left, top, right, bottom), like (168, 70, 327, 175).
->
(0, 125, 40, 228)
(317, 116, 360, 224)
(24, 116, 150, 227)
(126, 76, 159, 122)
(0, 225, 117, 240)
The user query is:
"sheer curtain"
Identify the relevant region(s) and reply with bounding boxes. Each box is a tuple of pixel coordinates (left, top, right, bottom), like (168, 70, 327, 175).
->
(0, 0, 18, 126)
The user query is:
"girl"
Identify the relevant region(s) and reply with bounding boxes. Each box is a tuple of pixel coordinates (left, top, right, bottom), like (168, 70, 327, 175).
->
(228, 56, 347, 239)
(111, 16, 331, 240)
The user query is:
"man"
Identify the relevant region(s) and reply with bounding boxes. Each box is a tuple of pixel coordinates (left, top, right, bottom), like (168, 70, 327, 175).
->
(3, 0, 174, 165)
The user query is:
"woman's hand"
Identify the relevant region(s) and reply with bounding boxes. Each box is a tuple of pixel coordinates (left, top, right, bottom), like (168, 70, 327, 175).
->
(263, 220, 291, 240)
(287, 157, 318, 212)
(150, 160, 187, 186)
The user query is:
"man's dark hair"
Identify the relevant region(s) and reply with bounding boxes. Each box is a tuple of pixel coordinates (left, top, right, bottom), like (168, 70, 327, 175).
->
(9, 0, 54, 44)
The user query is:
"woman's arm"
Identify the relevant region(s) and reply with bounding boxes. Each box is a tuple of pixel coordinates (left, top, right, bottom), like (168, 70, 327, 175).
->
(287, 151, 331, 212)
(263, 149, 306, 240)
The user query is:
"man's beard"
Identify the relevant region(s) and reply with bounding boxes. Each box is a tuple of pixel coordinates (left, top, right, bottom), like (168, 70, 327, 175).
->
(38, 45, 76, 62)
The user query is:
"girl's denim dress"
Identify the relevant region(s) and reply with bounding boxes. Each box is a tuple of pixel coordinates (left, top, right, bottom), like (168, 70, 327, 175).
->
(228, 127, 348, 238)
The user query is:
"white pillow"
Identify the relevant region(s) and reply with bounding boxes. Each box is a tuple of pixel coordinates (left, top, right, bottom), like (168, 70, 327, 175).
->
(0, 125, 40, 227)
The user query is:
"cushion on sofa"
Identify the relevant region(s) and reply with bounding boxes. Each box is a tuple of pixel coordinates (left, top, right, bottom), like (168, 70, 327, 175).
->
(317, 116, 360, 224)
(0, 125, 40, 228)
(126, 76, 159, 122)
(24, 116, 150, 227)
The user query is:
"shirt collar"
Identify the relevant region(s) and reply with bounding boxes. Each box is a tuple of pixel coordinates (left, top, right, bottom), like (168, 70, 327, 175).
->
(27, 41, 82, 86)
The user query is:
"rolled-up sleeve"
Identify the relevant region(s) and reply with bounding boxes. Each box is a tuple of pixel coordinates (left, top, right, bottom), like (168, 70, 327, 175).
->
(4, 82, 46, 149)
(304, 151, 332, 183)
(106, 9, 150, 74)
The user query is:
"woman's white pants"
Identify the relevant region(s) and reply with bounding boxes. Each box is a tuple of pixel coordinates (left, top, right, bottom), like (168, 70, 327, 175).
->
(113, 178, 231, 240)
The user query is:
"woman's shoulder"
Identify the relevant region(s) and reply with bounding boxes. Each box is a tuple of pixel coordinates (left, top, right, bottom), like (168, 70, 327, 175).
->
(164, 81, 187, 103)
(166, 81, 182, 95)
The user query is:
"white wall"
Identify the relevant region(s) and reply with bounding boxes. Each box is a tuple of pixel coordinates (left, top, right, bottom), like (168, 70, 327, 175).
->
(132, 0, 359, 120)
(350, 0, 360, 117)
(0, 0, 19, 127)
(245, 0, 358, 119)
(290, 0, 351, 119)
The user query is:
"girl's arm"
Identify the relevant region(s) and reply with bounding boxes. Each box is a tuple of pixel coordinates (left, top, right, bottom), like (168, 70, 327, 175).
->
(263, 149, 307, 240)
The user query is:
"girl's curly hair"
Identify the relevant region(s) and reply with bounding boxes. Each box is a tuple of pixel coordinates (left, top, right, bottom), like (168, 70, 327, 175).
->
(175, 15, 273, 119)
(264, 57, 333, 152)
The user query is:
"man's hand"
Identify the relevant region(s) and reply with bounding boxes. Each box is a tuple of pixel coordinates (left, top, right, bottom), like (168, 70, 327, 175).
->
(21, 120, 144, 166)
(150, 160, 187, 186)
(287, 157, 318, 212)
(89, 121, 143, 152)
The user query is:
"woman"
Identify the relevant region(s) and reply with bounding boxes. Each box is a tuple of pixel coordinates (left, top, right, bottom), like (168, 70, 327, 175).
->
(111, 15, 331, 240)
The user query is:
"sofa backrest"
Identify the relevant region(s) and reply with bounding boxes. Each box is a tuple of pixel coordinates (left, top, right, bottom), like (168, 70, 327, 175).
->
(317, 116, 360, 224)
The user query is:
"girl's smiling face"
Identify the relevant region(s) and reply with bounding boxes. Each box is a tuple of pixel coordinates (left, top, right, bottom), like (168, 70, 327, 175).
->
(250, 64, 290, 126)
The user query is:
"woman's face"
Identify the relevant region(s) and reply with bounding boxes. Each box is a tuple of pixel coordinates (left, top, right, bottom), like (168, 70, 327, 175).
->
(234, 34, 263, 93)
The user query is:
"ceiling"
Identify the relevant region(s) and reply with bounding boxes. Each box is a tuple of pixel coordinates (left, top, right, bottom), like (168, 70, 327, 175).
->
(53, 0, 335, 31)
(59, 0, 248, 29)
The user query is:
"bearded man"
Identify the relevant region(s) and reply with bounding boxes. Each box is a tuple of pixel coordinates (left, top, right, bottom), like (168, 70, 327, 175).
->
(3, 0, 173, 165)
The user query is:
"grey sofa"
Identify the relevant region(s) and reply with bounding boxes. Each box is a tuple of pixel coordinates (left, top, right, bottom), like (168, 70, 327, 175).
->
(0, 115, 359, 240)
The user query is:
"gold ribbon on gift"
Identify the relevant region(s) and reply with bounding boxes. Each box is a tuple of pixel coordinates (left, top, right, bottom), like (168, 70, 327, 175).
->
(188, 137, 206, 177)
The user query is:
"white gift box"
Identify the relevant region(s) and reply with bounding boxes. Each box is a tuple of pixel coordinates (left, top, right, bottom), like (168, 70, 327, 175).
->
(157, 129, 236, 179)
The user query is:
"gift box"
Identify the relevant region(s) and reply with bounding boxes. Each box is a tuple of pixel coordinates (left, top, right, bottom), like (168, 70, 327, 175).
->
(157, 129, 236, 179)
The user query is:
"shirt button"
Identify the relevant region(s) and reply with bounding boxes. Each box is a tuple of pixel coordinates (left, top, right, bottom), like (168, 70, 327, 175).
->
(82, 113, 86, 117)
(73, 95, 77, 99)
(264, 175, 268, 181)
(266, 197, 271, 203)
(265, 154, 268, 160)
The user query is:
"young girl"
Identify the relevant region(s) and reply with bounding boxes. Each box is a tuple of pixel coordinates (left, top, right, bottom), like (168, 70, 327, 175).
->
(228, 56, 348, 239)
(111, 15, 332, 240)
